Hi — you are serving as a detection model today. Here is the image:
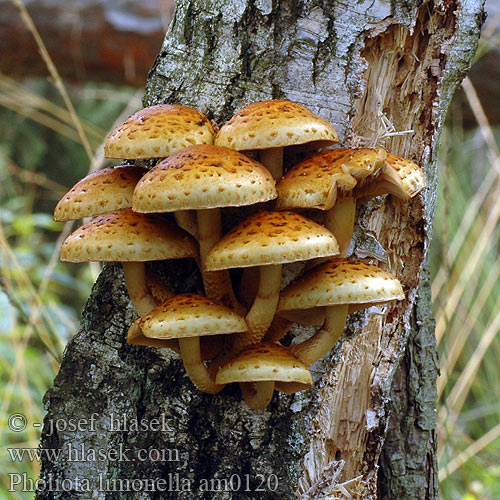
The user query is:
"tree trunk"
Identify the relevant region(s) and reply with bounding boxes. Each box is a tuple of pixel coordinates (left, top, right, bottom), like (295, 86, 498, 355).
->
(36, 1, 483, 499)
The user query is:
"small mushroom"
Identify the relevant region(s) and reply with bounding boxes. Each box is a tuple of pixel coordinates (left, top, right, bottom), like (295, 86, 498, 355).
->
(277, 259, 405, 366)
(129, 293, 248, 393)
(205, 210, 339, 354)
(132, 144, 277, 309)
(104, 104, 215, 159)
(276, 148, 387, 256)
(54, 165, 147, 221)
(215, 100, 339, 179)
(215, 342, 312, 410)
(355, 153, 426, 200)
(60, 209, 198, 316)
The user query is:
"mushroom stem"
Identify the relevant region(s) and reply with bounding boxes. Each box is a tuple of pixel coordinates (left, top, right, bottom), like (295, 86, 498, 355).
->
(231, 264, 282, 353)
(122, 262, 158, 316)
(240, 381, 275, 410)
(198, 208, 243, 312)
(174, 210, 199, 240)
(179, 336, 224, 394)
(197, 207, 221, 264)
(289, 304, 349, 366)
(260, 147, 283, 180)
(324, 196, 356, 257)
(263, 316, 293, 342)
(238, 267, 259, 308)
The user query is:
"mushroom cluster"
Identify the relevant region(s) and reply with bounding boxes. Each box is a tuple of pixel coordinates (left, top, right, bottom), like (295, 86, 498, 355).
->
(55, 100, 425, 410)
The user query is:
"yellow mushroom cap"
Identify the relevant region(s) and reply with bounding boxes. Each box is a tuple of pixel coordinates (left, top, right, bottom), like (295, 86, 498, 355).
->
(215, 342, 312, 387)
(356, 153, 426, 200)
(54, 166, 146, 221)
(132, 144, 277, 212)
(131, 293, 248, 340)
(104, 104, 215, 159)
(60, 209, 198, 262)
(276, 148, 387, 210)
(215, 100, 338, 151)
(278, 258, 404, 311)
(205, 211, 339, 271)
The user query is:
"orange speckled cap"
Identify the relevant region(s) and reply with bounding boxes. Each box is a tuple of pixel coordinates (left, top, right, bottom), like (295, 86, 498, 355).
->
(54, 166, 146, 221)
(356, 153, 426, 200)
(276, 148, 387, 210)
(131, 293, 248, 339)
(205, 211, 339, 271)
(278, 258, 404, 311)
(215, 100, 338, 151)
(132, 144, 277, 212)
(60, 209, 198, 262)
(215, 342, 312, 387)
(104, 104, 215, 159)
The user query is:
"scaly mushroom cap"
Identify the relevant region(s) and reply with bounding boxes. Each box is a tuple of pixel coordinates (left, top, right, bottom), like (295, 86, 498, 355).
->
(278, 258, 404, 311)
(215, 100, 339, 151)
(356, 153, 426, 200)
(276, 148, 387, 210)
(131, 293, 248, 340)
(104, 104, 215, 159)
(215, 342, 312, 387)
(54, 166, 146, 221)
(60, 209, 198, 262)
(132, 144, 277, 212)
(205, 211, 339, 271)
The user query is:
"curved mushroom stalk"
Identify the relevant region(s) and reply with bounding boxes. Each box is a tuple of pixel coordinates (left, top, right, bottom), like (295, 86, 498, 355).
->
(126, 263, 177, 317)
(179, 337, 224, 394)
(323, 196, 356, 258)
(198, 208, 243, 312)
(122, 262, 159, 316)
(231, 264, 282, 354)
(279, 258, 405, 366)
(263, 315, 294, 342)
(174, 210, 199, 240)
(289, 304, 349, 366)
(260, 147, 283, 180)
(240, 382, 275, 410)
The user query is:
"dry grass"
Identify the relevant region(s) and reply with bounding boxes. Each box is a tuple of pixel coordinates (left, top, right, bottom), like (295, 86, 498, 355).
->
(433, 16, 500, 494)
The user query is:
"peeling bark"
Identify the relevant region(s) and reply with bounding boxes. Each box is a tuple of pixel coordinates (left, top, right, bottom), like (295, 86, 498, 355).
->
(37, 1, 483, 499)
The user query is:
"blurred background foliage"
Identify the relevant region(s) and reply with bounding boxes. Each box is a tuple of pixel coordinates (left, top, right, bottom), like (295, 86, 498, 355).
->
(0, 1, 499, 499)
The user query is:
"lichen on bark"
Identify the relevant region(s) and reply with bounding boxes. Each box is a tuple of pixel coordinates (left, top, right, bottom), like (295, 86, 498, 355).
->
(37, 1, 484, 499)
